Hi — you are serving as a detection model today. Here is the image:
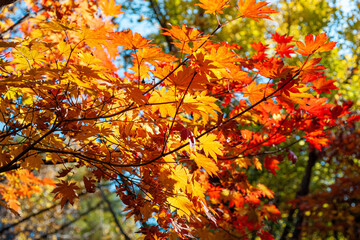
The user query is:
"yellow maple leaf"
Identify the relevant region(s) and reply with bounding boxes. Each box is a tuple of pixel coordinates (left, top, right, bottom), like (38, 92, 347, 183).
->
(167, 195, 193, 218)
(149, 88, 177, 118)
(257, 183, 274, 198)
(198, 134, 222, 160)
(192, 153, 219, 176)
(235, 157, 252, 169)
(278, 86, 313, 106)
(171, 165, 190, 193)
(253, 157, 262, 170)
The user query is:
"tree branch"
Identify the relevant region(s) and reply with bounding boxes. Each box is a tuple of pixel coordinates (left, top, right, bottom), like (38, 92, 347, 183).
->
(0, 8, 45, 38)
(162, 71, 197, 154)
(99, 186, 131, 240)
(0, 0, 17, 10)
(0, 121, 62, 173)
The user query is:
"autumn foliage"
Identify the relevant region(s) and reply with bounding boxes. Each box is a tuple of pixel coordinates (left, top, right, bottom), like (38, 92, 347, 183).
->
(0, 0, 357, 239)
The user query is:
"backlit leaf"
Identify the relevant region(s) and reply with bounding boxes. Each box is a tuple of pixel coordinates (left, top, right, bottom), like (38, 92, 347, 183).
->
(198, 134, 222, 160)
(196, 0, 230, 15)
(237, 0, 278, 21)
(192, 153, 219, 176)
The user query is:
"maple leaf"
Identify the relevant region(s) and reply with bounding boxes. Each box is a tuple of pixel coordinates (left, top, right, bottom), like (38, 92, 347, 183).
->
(192, 153, 219, 176)
(253, 157, 262, 170)
(300, 58, 325, 78)
(275, 43, 295, 58)
(171, 165, 190, 193)
(300, 98, 333, 117)
(237, 0, 278, 21)
(99, 0, 124, 17)
(167, 195, 194, 218)
(22, 153, 42, 171)
(114, 29, 153, 50)
(198, 134, 222, 160)
(257, 183, 274, 198)
(306, 130, 329, 150)
(56, 168, 73, 178)
(83, 177, 96, 193)
(207, 45, 239, 69)
(296, 33, 336, 56)
(162, 24, 203, 43)
(52, 181, 80, 208)
(262, 205, 281, 221)
(271, 33, 293, 44)
(229, 191, 245, 208)
(287, 150, 298, 164)
(196, 0, 230, 15)
(207, 186, 222, 199)
(127, 87, 147, 105)
(264, 157, 280, 175)
(277, 85, 313, 107)
(243, 81, 271, 105)
(148, 87, 177, 117)
(312, 77, 338, 94)
(251, 41, 268, 52)
(236, 157, 252, 169)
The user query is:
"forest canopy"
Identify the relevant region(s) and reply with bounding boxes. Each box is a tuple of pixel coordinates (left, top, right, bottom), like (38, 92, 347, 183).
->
(0, 0, 359, 239)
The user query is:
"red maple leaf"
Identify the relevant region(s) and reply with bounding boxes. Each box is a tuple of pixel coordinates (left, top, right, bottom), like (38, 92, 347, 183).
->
(264, 157, 280, 175)
(275, 43, 295, 58)
(271, 33, 293, 44)
(312, 77, 338, 94)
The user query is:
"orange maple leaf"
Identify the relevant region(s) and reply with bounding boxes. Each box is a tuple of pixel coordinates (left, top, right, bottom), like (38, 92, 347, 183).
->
(257, 183, 274, 199)
(243, 81, 273, 105)
(114, 29, 153, 50)
(196, 0, 230, 15)
(237, 0, 278, 21)
(306, 130, 329, 150)
(52, 181, 80, 208)
(162, 24, 203, 43)
(99, 0, 124, 17)
(312, 77, 338, 94)
(296, 33, 336, 56)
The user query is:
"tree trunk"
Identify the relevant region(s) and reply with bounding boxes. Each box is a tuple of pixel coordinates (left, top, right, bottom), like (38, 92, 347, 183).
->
(281, 149, 318, 240)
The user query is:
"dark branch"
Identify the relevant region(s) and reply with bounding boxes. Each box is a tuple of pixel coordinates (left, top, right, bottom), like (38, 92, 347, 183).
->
(100, 186, 131, 240)
(0, 8, 45, 38)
